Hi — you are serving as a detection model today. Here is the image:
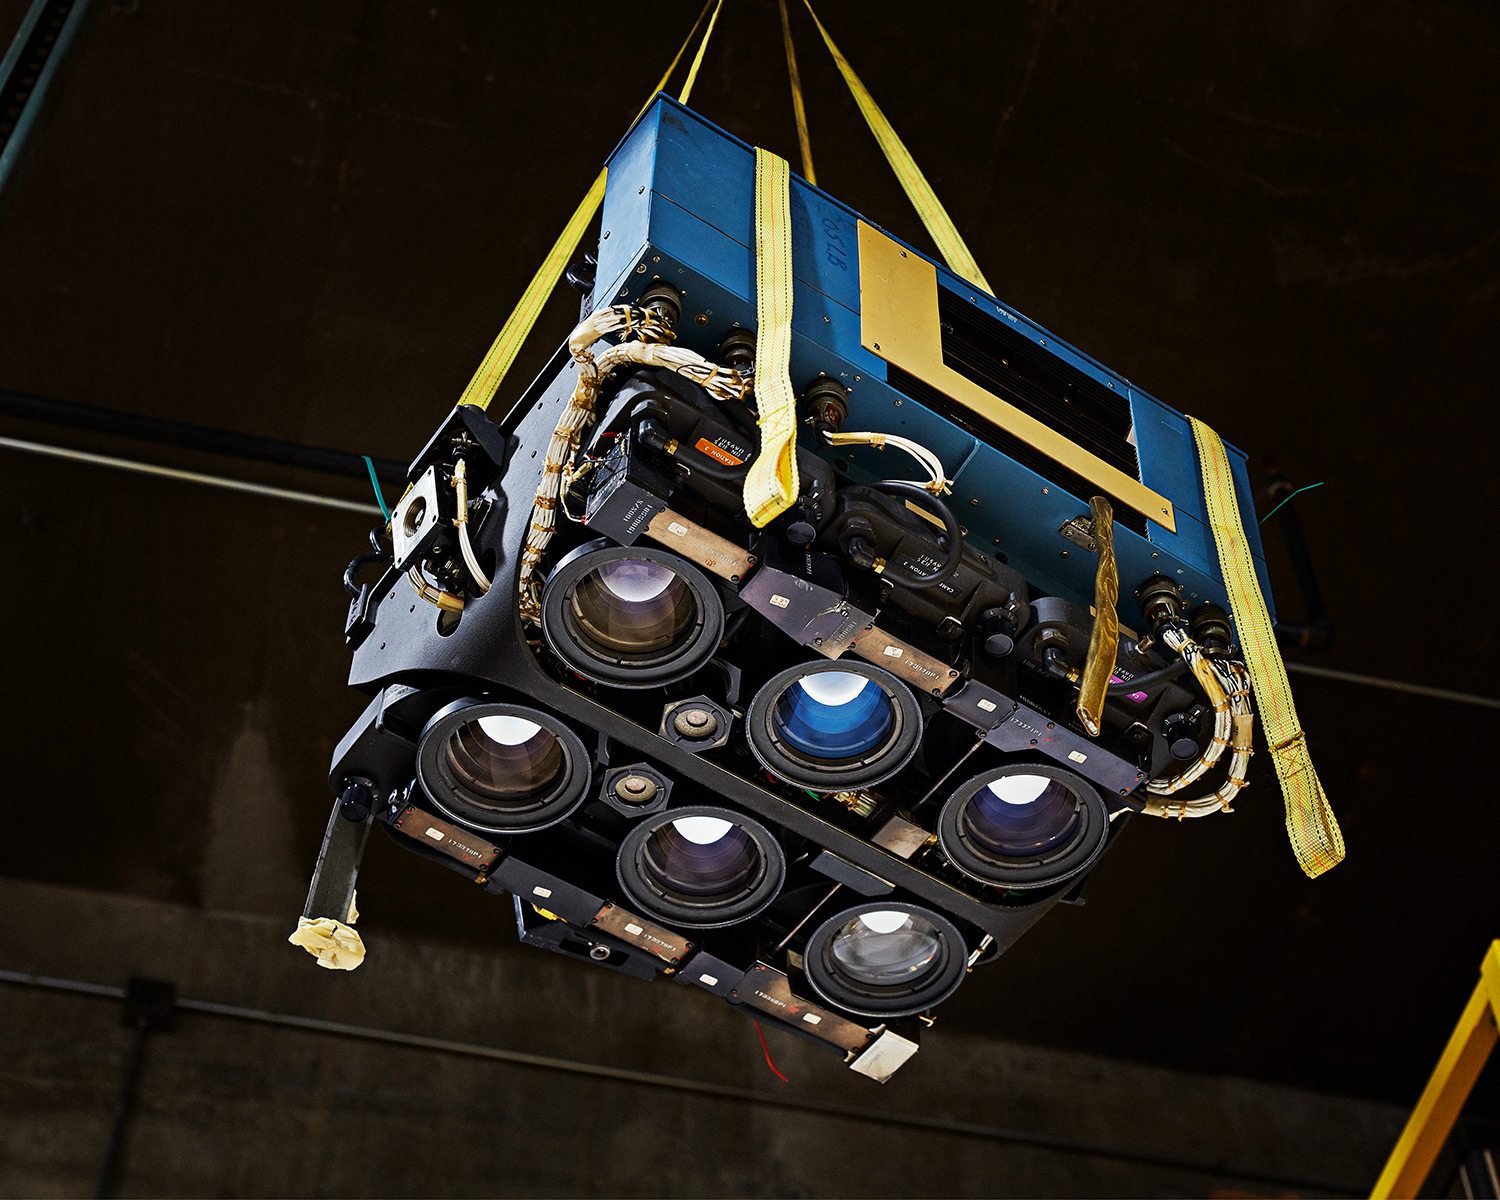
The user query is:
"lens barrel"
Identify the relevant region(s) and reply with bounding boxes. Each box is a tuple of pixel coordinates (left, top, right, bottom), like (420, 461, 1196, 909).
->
(416, 699, 591, 833)
(745, 661, 921, 791)
(936, 764, 1110, 889)
(803, 901, 967, 1018)
(540, 540, 724, 688)
(616, 805, 786, 928)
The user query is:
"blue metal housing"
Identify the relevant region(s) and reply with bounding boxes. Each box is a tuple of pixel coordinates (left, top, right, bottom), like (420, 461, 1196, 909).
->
(590, 95, 1272, 620)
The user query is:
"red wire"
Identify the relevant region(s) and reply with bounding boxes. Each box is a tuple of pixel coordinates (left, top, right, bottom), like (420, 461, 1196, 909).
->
(753, 1020, 790, 1082)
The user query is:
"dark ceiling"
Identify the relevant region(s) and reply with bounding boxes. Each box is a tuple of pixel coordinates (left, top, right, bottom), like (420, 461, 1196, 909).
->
(2, 0, 1498, 1108)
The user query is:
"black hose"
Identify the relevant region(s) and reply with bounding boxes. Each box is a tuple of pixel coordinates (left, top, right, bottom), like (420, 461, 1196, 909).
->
(1106, 658, 1190, 696)
(866, 481, 963, 589)
(344, 551, 390, 596)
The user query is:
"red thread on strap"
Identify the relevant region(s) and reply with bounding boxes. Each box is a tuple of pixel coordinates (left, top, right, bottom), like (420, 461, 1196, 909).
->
(754, 1020, 789, 1082)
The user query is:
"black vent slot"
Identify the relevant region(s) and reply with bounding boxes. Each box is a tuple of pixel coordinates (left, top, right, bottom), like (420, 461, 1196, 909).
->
(885, 365, 1149, 537)
(937, 290, 1140, 481)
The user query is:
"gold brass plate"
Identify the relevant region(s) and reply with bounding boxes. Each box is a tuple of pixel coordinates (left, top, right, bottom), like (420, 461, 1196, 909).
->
(392, 805, 501, 877)
(645, 508, 757, 582)
(590, 901, 695, 965)
(857, 222, 1176, 533)
(729, 962, 872, 1054)
(851, 623, 959, 696)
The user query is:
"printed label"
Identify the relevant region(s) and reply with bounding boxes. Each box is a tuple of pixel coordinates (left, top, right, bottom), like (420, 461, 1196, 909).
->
(883, 645, 903, 657)
(977, 699, 997, 713)
(532, 886, 553, 899)
(770, 595, 790, 609)
(695, 437, 745, 467)
(667, 522, 688, 537)
(1068, 751, 1088, 763)
(699, 973, 719, 987)
(424, 827, 445, 842)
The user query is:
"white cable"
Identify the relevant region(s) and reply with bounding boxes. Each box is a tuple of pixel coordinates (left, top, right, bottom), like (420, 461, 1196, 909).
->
(821, 429, 950, 494)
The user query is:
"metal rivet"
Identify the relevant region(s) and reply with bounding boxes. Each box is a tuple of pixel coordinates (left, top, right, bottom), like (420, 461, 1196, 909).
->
(635, 264, 647, 274)
(894, 398, 902, 406)
(969, 498, 978, 506)
(1041, 487, 1050, 495)
(694, 313, 708, 325)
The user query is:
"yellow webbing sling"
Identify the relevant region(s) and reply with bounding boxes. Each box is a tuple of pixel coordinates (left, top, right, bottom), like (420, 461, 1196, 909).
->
(1189, 417, 1345, 877)
(778, 0, 817, 185)
(801, 0, 992, 295)
(456, 0, 722, 412)
(744, 148, 800, 527)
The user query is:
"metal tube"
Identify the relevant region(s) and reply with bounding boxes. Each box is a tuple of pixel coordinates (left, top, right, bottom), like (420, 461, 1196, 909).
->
(0, 966, 1363, 1196)
(0, 389, 407, 483)
(0, 434, 383, 516)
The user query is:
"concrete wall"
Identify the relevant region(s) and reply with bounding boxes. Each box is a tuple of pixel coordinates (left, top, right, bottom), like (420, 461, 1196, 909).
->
(1, 878, 1402, 1197)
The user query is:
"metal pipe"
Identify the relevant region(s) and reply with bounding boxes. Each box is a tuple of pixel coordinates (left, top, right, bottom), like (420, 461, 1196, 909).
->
(0, 967, 1363, 1196)
(0, 0, 99, 198)
(0, 434, 383, 516)
(0, 390, 407, 483)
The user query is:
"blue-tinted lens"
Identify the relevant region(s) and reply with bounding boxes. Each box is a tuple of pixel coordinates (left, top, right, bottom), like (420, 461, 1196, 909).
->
(962, 774, 1080, 856)
(772, 672, 893, 761)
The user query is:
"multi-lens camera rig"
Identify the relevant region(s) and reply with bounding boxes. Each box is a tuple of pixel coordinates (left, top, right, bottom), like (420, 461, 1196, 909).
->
(302, 97, 1276, 1082)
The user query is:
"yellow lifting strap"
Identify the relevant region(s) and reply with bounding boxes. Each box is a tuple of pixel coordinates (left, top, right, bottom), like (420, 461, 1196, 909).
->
(778, 0, 816, 185)
(800, 0, 992, 295)
(744, 148, 800, 527)
(456, 0, 722, 412)
(1188, 416, 1345, 877)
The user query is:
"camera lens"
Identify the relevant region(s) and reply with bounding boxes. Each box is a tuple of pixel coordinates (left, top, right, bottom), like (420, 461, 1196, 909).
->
(570, 558, 696, 654)
(617, 806, 785, 928)
(642, 816, 759, 897)
(963, 774, 1081, 857)
(747, 662, 921, 790)
(773, 671, 893, 760)
(447, 714, 563, 801)
(416, 700, 590, 833)
(828, 910, 943, 985)
(540, 541, 724, 688)
(937, 765, 1109, 890)
(804, 902, 966, 1018)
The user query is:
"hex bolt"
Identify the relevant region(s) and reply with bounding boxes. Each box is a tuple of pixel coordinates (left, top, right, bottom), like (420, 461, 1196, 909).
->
(673, 708, 718, 738)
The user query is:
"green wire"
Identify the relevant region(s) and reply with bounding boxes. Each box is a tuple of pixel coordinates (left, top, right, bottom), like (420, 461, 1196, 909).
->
(802, 789, 821, 799)
(1258, 481, 1324, 526)
(363, 455, 391, 522)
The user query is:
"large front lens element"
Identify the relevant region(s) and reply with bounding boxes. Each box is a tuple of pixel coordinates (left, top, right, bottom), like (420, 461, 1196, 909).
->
(416, 700, 590, 833)
(570, 559, 695, 654)
(805, 902, 966, 1018)
(617, 806, 786, 928)
(642, 817, 758, 897)
(540, 540, 725, 688)
(747, 662, 921, 790)
(446, 715, 563, 801)
(964, 774, 1081, 856)
(937, 764, 1109, 889)
(830, 911, 942, 985)
(774, 672, 893, 759)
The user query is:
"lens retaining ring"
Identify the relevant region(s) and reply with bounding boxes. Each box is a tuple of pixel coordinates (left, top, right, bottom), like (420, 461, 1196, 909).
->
(745, 659, 922, 791)
(416, 698, 591, 834)
(616, 804, 786, 929)
(540, 538, 726, 689)
(936, 762, 1110, 890)
(803, 900, 967, 1018)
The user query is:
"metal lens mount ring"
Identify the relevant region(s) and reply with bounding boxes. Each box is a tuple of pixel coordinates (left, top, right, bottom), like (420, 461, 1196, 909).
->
(539, 539, 726, 689)
(803, 900, 967, 1019)
(936, 763, 1110, 890)
(615, 804, 786, 929)
(416, 698, 591, 834)
(745, 660, 922, 791)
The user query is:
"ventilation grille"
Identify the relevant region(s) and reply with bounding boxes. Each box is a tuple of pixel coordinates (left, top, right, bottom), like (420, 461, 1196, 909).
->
(937, 290, 1140, 481)
(886, 365, 1149, 537)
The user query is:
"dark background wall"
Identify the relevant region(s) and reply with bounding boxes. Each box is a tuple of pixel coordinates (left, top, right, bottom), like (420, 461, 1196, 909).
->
(0, 1, 1497, 1190)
